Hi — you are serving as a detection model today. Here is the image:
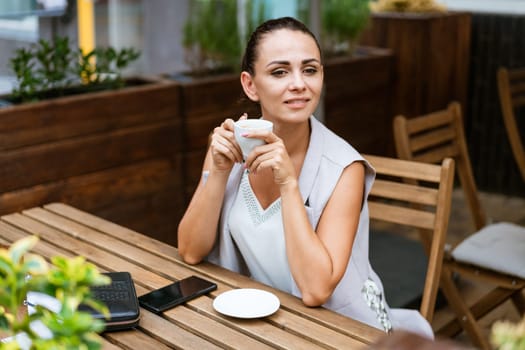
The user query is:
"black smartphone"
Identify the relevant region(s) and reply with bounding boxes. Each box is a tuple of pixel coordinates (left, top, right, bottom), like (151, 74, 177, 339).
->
(138, 275, 217, 314)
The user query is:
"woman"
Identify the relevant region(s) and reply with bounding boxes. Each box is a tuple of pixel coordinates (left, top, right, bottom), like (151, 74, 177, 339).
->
(178, 16, 432, 338)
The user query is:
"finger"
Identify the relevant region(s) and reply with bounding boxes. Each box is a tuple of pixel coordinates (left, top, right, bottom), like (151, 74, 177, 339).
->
(214, 121, 244, 163)
(238, 113, 248, 121)
(216, 128, 243, 163)
(247, 150, 276, 173)
(245, 141, 282, 164)
(222, 118, 236, 131)
(212, 139, 237, 162)
(250, 156, 277, 176)
(241, 129, 279, 144)
(217, 134, 244, 163)
(214, 124, 237, 145)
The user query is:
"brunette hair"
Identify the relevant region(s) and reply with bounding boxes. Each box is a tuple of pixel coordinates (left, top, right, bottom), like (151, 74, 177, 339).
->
(241, 16, 322, 76)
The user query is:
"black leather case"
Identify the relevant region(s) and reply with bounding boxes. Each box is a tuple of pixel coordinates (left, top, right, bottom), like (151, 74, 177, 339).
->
(81, 271, 141, 332)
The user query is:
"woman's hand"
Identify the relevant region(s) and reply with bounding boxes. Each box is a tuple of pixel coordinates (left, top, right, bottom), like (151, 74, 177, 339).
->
(209, 114, 246, 172)
(244, 132, 297, 186)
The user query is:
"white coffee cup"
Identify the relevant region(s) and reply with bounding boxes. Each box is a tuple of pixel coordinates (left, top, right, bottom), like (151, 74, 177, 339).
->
(234, 119, 273, 160)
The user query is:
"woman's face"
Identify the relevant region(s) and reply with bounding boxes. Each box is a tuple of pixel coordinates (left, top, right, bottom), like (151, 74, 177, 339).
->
(243, 29, 323, 124)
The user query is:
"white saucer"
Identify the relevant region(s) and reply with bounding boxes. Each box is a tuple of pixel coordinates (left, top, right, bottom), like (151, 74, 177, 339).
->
(213, 288, 280, 318)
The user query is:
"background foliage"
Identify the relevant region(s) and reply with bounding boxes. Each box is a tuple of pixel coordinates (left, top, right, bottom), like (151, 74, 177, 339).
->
(321, 0, 371, 56)
(9, 37, 140, 104)
(183, 0, 265, 75)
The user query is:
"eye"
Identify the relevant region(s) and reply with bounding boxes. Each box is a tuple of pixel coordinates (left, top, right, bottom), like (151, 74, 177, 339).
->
(304, 67, 318, 75)
(270, 69, 287, 77)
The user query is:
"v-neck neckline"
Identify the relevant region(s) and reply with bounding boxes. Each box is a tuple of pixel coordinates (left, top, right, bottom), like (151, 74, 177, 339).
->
(241, 171, 281, 226)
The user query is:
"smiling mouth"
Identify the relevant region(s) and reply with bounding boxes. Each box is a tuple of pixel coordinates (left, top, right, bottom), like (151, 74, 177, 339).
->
(284, 98, 310, 106)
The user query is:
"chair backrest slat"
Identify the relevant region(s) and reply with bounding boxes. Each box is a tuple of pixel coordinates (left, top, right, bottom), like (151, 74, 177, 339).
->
(405, 109, 454, 133)
(410, 127, 457, 153)
(412, 144, 460, 164)
(371, 179, 438, 206)
(365, 154, 441, 182)
(369, 202, 435, 230)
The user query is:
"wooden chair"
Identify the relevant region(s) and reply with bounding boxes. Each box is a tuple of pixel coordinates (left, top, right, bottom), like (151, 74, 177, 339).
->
(393, 102, 525, 350)
(497, 67, 525, 182)
(364, 154, 455, 323)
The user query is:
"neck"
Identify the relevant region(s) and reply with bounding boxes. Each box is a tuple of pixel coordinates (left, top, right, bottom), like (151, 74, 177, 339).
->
(273, 118, 311, 158)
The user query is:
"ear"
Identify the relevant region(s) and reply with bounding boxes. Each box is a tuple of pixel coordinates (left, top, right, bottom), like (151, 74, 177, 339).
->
(240, 71, 259, 102)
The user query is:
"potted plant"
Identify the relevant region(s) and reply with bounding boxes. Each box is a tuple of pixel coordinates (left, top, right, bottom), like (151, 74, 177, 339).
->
(0, 236, 110, 349)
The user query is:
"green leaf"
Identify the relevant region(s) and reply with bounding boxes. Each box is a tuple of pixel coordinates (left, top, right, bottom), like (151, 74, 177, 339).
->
(0, 254, 14, 275)
(22, 253, 49, 276)
(0, 311, 9, 329)
(9, 236, 38, 264)
(82, 298, 110, 319)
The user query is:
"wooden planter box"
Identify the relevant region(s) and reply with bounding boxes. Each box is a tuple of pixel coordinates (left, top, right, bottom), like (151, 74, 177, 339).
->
(360, 11, 471, 118)
(324, 46, 395, 156)
(0, 78, 184, 246)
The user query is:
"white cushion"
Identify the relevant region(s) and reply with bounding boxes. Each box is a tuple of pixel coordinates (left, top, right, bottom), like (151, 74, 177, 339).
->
(451, 222, 525, 279)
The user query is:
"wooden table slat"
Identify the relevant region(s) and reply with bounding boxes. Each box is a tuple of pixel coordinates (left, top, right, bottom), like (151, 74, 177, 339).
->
(104, 328, 175, 350)
(134, 310, 224, 350)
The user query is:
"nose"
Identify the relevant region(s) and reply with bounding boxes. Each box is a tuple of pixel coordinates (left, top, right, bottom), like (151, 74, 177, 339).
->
(289, 71, 306, 91)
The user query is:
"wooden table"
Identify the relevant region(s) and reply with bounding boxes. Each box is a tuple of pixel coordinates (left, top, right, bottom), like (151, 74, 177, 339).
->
(0, 203, 384, 349)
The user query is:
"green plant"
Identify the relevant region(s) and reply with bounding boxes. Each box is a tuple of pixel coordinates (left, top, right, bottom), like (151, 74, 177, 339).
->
(321, 0, 371, 56)
(370, 0, 446, 13)
(0, 236, 110, 350)
(182, 0, 264, 76)
(491, 316, 525, 350)
(9, 36, 140, 103)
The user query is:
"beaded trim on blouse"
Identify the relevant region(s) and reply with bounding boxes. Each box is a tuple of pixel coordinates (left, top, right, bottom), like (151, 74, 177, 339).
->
(240, 170, 281, 227)
(361, 278, 393, 333)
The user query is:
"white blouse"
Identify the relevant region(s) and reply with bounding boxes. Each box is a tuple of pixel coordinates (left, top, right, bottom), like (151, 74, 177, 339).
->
(228, 170, 293, 293)
(207, 116, 433, 338)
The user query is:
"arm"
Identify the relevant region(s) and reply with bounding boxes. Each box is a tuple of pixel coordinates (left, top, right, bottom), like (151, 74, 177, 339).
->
(178, 118, 244, 264)
(280, 162, 364, 306)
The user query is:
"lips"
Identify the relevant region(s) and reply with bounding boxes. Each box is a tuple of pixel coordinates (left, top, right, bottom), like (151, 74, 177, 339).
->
(284, 97, 310, 108)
